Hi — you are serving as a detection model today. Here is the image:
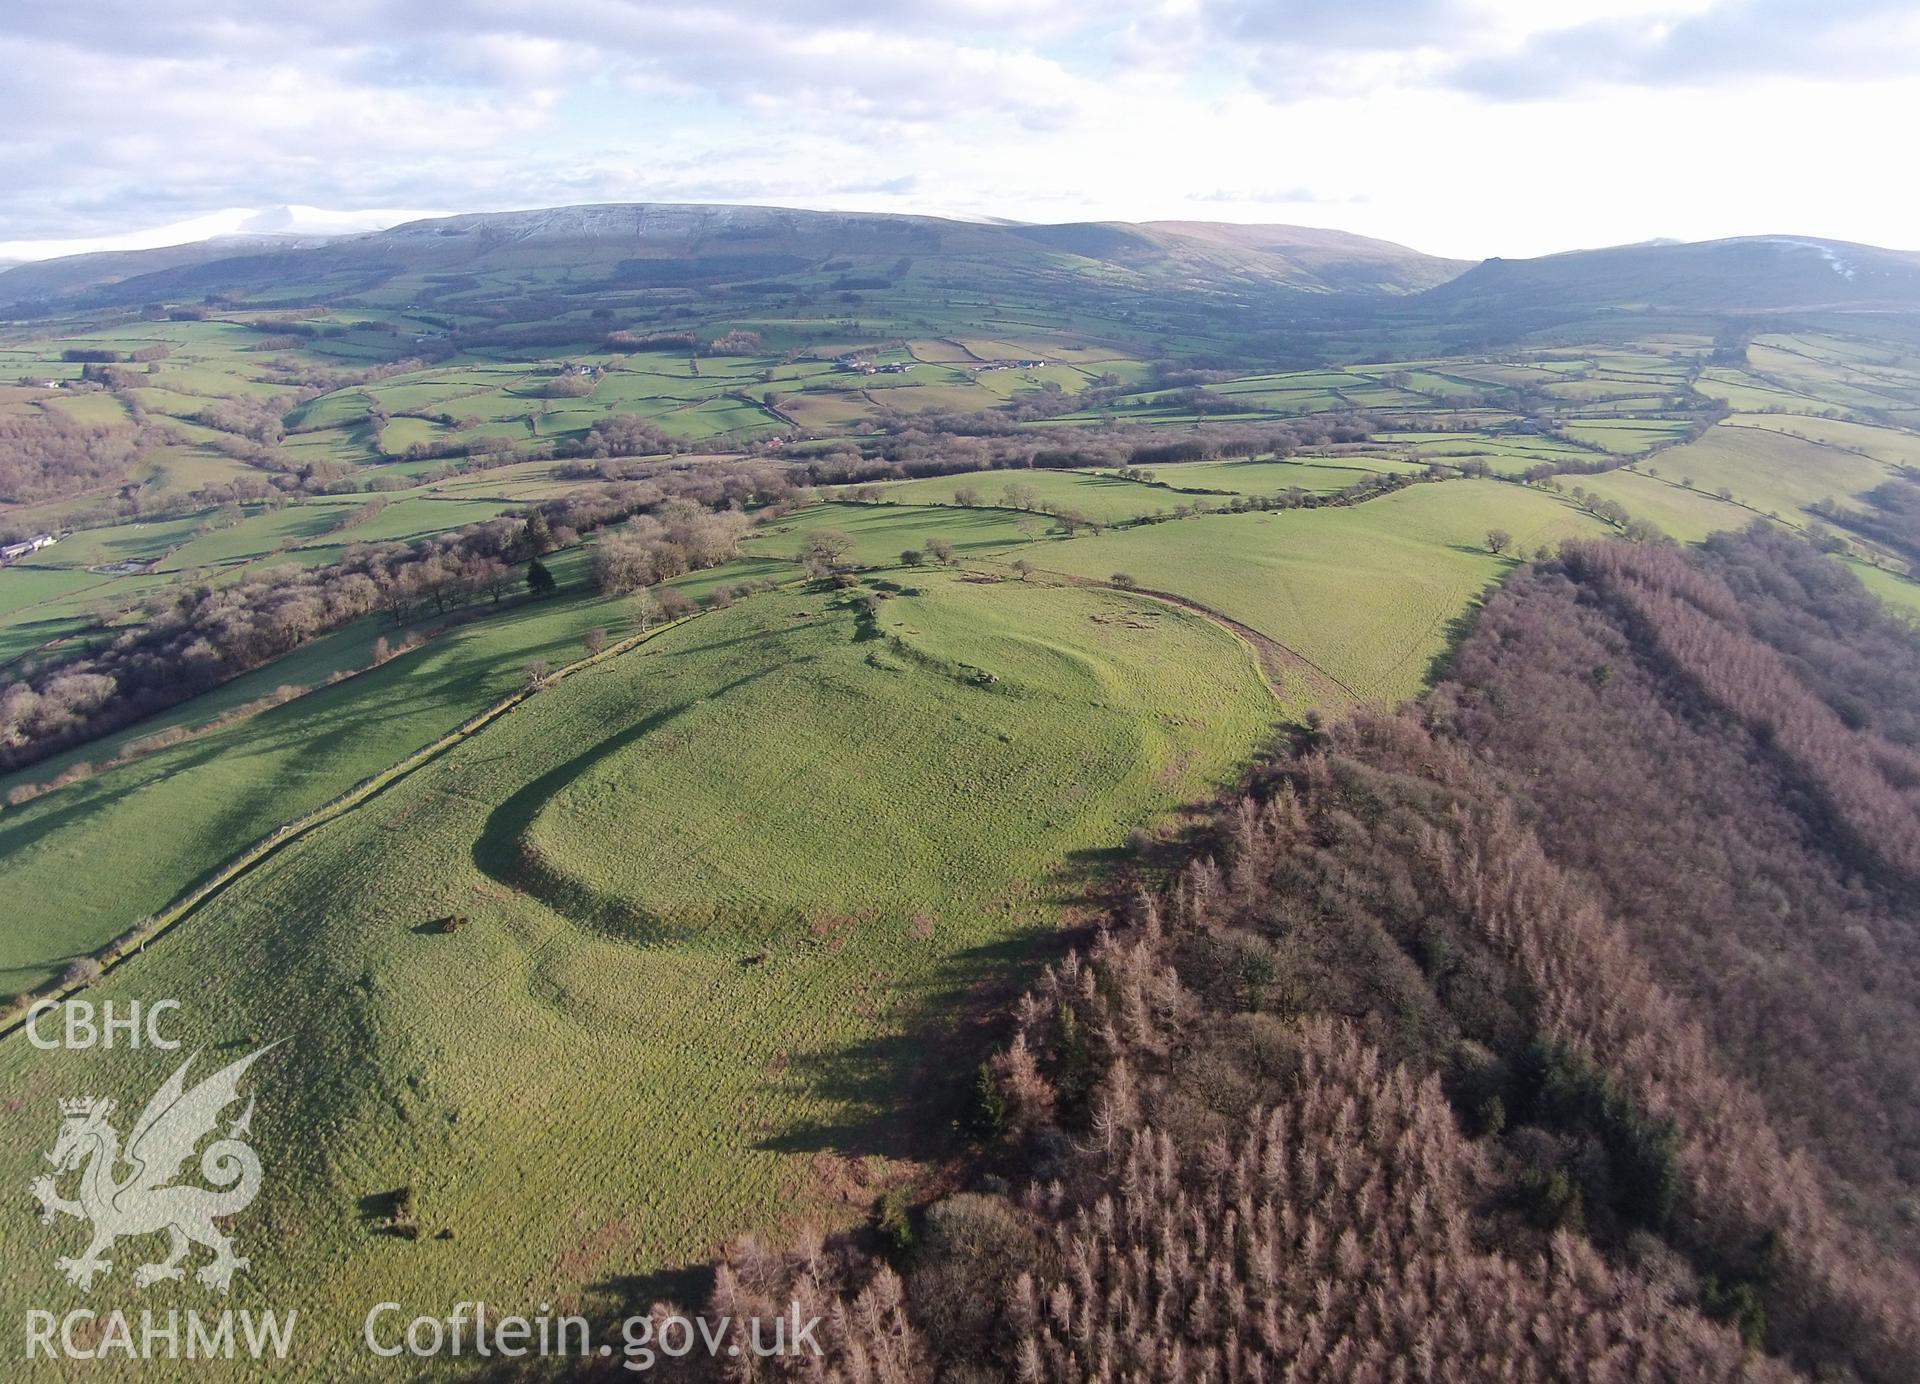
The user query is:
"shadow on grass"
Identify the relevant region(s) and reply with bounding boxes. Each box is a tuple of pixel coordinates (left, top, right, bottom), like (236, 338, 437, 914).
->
(753, 933, 1044, 1159)
(1422, 599, 1489, 688)
(453, 1260, 721, 1381)
(469, 667, 785, 944)
(473, 932, 1071, 1378)
(356, 1186, 421, 1240)
(739, 720, 1261, 1165)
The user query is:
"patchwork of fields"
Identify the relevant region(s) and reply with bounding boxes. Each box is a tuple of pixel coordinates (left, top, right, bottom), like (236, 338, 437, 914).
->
(6, 285, 1920, 1378)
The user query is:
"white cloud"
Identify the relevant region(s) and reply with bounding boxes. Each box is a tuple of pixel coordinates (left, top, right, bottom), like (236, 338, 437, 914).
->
(0, 1, 1915, 261)
(0, 207, 447, 263)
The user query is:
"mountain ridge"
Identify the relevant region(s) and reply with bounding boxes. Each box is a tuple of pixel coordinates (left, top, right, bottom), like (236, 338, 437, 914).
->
(0, 202, 1468, 309)
(10, 206, 1920, 351)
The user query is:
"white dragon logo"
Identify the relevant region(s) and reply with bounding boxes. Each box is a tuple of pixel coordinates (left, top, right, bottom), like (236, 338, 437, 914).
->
(28, 1043, 278, 1294)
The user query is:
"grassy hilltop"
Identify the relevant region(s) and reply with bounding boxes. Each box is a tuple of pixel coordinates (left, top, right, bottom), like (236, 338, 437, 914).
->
(0, 572, 1274, 1366)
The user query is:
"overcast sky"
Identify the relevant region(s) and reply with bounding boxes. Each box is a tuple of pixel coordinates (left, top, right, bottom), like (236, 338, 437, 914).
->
(3, 0, 1916, 263)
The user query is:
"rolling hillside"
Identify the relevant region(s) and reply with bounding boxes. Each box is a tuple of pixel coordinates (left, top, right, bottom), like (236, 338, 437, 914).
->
(1419, 234, 1920, 328)
(0, 204, 1467, 315)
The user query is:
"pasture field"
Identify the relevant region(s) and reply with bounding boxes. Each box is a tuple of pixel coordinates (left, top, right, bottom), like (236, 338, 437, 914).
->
(0, 549, 620, 994)
(1367, 430, 1593, 476)
(35, 513, 215, 569)
(839, 469, 1180, 524)
(521, 575, 1271, 937)
(1158, 455, 1430, 495)
(1559, 417, 1694, 453)
(7, 296, 1920, 1380)
(157, 503, 355, 569)
(744, 502, 1043, 566)
(1850, 560, 1920, 621)
(1744, 338, 1920, 414)
(0, 490, 548, 657)
(0, 567, 180, 669)
(0, 574, 1272, 1375)
(1728, 412, 1920, 468)
(776, 391, 875, 430)
(1026, 480, 1610, 706)
(1653, 425, 1900, 522)
(0, 563, 116, 619)
(135, 442, 264, 498)
(1694, 366, 1833, 414)
(1576, 469, 1756, 542)
(832, 456, 1446, 528)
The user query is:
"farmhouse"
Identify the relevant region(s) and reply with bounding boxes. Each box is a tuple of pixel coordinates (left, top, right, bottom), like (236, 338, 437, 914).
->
(0, 533, 57, 563)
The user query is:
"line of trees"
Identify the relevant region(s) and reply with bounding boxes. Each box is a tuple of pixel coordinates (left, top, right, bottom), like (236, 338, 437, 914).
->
(0, 463, 796, 771)
(788, 417, 1380, 489)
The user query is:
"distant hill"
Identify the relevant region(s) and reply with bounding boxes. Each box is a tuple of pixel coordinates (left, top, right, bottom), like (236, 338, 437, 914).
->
(0, 203, 1467, 313)
(0, 235, 336, 307)
(1417, 234, 1920, 328)
(1138, 220, 1469, 293)
(13, 209, 1920, 361)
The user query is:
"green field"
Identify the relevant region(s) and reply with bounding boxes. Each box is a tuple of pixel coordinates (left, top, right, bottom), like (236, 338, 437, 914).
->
(0, 554, 629, 994)
(1654, 425, 1901, 522)
(1577, 469, 1755, 542)
(837, 470, 1177, 524)
(1026, 480, 1609, 706)
(744, 502, 1043, 566)
(1851, 560, 1920, 621)
(0, 574, 1271, 1373)
(1158, 455, 1430, 495)
(1560, 417, 1694, 453)
(0, 491, 545, 660)
(1729, 413, 1920, 468)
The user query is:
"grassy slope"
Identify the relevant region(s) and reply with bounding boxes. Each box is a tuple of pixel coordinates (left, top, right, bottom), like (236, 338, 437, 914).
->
(1850, 559, 1920, 621)
(7, 314, 1918, 1377)
(1729, 413, 1920, 468)
(1576, 468, 1759, 542)
(743, 502, 1040, 567)
(0, 575, 1271, 1376)
(1145, 456, 1429, 496)
(838, 471, 1177, 524)
(1027, 480, 1609, 705)
(1654, 425, 1901, 521)
(524, 575, 1267, 931)
(0, 554, 618, 994)
(836, 458, 1436, 527)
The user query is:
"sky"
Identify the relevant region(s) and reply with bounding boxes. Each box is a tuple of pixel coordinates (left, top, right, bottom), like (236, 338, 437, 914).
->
(3, 0, 1917, 264)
